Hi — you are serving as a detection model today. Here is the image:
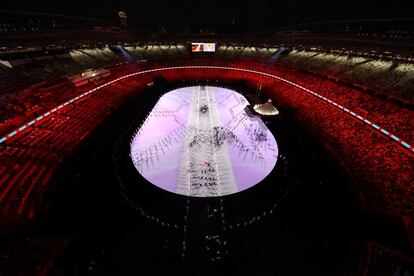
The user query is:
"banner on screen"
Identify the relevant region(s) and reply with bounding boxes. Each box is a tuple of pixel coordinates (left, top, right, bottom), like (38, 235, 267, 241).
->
(191, 43, 216, 52)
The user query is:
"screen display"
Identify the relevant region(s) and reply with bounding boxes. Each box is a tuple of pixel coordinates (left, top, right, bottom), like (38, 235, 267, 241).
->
(191, 43, 216, 52)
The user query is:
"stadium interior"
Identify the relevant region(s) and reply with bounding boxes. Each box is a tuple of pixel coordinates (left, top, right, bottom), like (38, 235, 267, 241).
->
(0, 4, 413, 276)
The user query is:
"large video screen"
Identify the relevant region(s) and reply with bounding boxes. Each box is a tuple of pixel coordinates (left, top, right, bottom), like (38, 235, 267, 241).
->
(191, 43, 216, 52)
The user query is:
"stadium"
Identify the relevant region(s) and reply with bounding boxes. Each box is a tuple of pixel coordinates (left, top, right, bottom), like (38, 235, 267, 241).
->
(0, 3, 413, 275)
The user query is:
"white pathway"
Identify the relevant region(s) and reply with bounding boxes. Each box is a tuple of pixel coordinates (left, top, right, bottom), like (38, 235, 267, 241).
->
(176, 86, 237, 197)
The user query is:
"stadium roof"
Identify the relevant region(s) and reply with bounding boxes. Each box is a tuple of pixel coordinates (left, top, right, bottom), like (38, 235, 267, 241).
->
(1, 0, 413, 33)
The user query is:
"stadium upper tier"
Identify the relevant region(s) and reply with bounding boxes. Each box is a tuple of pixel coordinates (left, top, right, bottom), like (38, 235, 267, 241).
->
(1, 43, 414, 106)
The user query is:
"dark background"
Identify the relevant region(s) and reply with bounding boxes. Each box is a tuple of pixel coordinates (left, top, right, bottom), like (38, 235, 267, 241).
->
(1, 0, 413, 31)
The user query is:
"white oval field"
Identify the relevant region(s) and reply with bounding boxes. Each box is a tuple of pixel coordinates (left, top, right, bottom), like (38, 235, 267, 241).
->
(130, 86, 278, 197)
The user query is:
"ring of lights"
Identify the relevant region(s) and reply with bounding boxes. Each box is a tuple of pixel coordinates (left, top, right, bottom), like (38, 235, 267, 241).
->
(1, 65, 413, 154)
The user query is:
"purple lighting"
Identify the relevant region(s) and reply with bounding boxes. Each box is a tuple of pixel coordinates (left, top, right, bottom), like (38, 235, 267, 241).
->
(130, 86, 278, 197)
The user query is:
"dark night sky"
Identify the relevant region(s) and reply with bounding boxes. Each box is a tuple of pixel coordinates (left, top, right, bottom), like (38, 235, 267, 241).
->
(1, 0, 413, 30)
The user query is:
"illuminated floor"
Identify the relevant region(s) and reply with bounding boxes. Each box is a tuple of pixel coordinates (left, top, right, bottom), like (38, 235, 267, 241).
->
(130, 86, 278, 197)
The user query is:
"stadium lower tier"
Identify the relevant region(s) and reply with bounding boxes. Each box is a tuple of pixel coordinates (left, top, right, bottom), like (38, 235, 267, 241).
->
(1, 61, 412, 220)
(0, 61, 413, 274)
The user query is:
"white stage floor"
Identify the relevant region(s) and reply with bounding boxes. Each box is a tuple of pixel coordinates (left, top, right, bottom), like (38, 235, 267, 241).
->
(130, 86, 278, 197)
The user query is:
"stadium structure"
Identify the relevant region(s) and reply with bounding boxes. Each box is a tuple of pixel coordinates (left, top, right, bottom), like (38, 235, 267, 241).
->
(0, 10, 413, 275)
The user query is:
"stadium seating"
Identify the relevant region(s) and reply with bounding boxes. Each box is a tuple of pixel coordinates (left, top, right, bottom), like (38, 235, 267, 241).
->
(279, 50, 414, 103)
(0, 74, 146, 223)
(0, 55, 413, 224)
